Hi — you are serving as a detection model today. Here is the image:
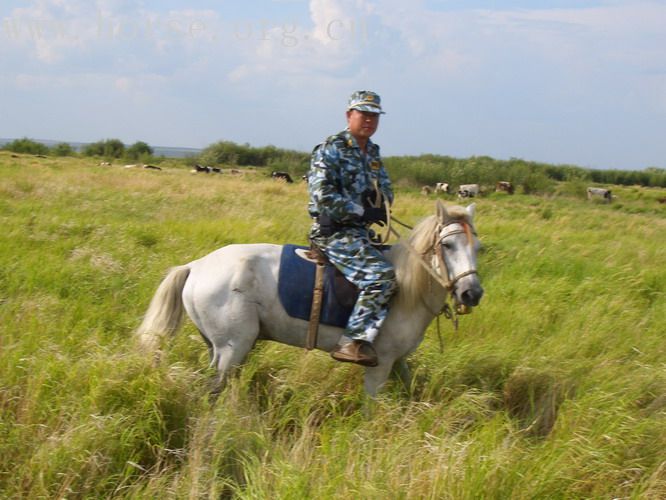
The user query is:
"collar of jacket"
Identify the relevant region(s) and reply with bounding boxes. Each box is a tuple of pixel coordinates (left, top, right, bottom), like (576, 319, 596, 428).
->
(341, 128, 378, 155)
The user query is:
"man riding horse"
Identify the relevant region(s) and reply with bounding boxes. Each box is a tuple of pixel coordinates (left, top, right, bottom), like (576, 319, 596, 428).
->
(307, 90, 395, 367)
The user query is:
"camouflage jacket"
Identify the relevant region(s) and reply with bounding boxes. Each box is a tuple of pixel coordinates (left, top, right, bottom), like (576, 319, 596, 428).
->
(307, 129, 393, 230)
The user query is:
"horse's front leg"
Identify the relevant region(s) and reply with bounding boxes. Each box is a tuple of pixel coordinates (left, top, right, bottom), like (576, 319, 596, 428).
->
(391, 358, 412, 394)
(362, 362, 394, 397)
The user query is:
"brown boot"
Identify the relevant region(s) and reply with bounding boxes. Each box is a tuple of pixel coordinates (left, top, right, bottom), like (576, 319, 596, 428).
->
(330, 340, 378, 367)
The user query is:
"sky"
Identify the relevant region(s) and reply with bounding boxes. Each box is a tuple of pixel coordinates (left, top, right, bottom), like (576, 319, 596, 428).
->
(1, 1, 666, 170)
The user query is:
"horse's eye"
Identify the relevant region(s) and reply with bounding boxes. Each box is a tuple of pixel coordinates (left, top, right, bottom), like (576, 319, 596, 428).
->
(441, 241, 453, 250)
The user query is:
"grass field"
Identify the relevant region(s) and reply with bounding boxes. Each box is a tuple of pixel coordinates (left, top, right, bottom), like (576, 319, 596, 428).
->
(1, 151, 665, 499)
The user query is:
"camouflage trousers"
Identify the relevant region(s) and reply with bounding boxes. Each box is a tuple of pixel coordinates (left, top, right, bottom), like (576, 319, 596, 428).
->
(311, 226, 397, 343)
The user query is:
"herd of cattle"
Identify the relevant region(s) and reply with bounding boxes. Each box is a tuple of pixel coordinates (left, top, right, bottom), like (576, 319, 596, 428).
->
(420, 181, 514, 198)
(418, 181, 617, 202)
(100, 162, 162, 171)
(96, 161, 622, 203)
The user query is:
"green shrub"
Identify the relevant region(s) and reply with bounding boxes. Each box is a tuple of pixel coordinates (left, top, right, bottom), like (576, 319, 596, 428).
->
(126, 141, 154, 161)
(50, 142, 76, 157)
(82, 139, 125, 158)
(522, 171, 554, 194)
(2, 138, 49, 155)
(200, 140, 309, 169)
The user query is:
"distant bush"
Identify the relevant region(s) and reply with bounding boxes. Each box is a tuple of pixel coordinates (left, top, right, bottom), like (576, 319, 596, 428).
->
(126, 141, 154, 161)
(199, 140, 309, 175)
(556, 179, 588, 199)
(51, 142, 76, 157)
(83, 139, 125, 158)
(522, 171, 555, 195)
(2, 138, 49, 155)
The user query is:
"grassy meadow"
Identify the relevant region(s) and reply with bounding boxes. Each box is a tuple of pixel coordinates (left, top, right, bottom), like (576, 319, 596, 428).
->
(1, 151, 665, 499)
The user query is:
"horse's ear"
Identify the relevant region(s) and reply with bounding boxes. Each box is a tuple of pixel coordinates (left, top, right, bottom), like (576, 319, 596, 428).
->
(436, 200, 449, 223)
(466, 202, 476, 221)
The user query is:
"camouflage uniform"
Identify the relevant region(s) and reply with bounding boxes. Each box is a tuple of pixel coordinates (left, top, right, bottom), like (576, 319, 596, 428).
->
(308, 126, 397, 344)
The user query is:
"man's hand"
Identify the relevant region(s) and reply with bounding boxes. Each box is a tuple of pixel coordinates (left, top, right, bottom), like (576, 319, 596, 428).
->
(362, 207, 387, 225)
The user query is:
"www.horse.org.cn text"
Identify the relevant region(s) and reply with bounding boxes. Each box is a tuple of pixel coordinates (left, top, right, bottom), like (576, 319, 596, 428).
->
(2, 14, 369, 48)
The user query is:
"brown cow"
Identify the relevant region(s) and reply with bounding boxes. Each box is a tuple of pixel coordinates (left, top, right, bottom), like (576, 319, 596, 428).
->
(496, 181, 514, 194)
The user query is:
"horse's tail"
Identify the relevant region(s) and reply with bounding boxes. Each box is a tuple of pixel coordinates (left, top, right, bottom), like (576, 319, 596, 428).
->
(136, 265, 191, 353)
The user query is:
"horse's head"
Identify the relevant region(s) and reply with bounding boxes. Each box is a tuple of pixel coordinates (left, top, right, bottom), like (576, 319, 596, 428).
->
(435, 201, 484, 308)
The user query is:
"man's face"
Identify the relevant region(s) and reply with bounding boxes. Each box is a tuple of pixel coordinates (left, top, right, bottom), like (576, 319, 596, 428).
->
(346, 109, 380, 141)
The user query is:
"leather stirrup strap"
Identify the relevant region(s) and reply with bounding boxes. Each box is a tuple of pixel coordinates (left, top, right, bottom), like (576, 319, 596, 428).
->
(306, 263, 326, 350)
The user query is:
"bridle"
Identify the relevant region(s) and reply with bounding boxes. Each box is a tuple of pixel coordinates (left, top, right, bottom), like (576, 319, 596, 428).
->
(432, 219, 479, 293)
(390, 216, 478, 295)
(391, 216, 479, 341)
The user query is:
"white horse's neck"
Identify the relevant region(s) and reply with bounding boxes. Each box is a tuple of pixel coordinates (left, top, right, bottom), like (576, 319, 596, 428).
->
(386, 241, 448, 315)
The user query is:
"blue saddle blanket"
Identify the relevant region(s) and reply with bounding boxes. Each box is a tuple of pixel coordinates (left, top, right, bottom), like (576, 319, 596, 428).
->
(277, 245, 357, 328)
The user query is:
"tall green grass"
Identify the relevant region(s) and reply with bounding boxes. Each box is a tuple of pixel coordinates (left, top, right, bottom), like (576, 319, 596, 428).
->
(1, 152, 665, 498)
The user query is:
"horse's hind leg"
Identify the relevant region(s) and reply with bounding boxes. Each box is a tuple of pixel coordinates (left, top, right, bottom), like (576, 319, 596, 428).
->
(210, 339, 255, 391)
(206, 311, 260, 395)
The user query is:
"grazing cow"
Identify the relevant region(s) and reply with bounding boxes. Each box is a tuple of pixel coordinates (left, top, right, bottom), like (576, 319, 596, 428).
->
(434, 182, 450, 194)
(99, 161, 111, 167)
(421, 185, 433, 195)
(124, 164, 138, 169)
(496, 181, 514, 194)
(192, 164, 212, 173)
(458, 183, 480, 199)
(657, 197, 666, 204)
(230, 169, 241, 174)
(143, 164, 161, 170)
(211, 167, 221, 173)
(271, 171, 294, 183)
(587, 187, 612, 203)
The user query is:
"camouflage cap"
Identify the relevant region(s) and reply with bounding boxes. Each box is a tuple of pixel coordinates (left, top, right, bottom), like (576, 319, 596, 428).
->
(347, 90, 385, 114)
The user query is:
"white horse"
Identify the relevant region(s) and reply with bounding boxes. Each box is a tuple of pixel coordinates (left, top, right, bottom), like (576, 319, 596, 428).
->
(137, 201, 483, 396)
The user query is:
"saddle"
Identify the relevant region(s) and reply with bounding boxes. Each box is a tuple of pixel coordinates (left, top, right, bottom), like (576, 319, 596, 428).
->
(277, 244, 360, 349)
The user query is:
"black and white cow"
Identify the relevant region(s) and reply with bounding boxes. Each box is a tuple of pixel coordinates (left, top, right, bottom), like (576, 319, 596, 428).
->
(192, 164, 211, 173)
(271, 171, 294, 183)
(587, 187, 612, 203)
(458, 183, 480, 198)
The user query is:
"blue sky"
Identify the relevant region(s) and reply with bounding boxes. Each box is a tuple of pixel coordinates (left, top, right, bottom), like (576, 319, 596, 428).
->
(1, 0, 665, 170)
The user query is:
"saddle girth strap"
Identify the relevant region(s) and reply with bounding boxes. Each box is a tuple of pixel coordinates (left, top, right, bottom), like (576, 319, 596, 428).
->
(306, 262, 326, 350)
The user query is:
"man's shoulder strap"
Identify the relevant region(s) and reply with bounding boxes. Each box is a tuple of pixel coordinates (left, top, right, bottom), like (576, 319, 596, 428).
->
(312, 131, 347, 155)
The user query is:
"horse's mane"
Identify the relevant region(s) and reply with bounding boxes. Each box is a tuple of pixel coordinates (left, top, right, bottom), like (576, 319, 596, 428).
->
(389, 204, 471, 308)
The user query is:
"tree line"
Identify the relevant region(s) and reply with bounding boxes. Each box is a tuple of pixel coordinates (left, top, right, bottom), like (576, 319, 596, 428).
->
(4, 137, 665, 189)
(2, 137, 154, 161)
(199, 141, 666, 189)
(383, 155, 666, 191)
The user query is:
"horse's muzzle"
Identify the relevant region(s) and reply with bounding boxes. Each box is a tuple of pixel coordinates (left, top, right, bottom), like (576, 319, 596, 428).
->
(459, 285, 484, 307)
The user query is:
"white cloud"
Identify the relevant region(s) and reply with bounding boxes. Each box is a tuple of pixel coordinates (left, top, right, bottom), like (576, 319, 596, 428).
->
(373, 1, 666, 76)
(224, 0, 376, 86)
